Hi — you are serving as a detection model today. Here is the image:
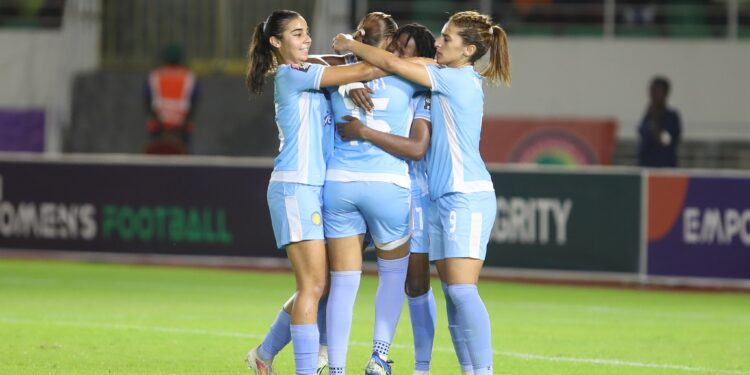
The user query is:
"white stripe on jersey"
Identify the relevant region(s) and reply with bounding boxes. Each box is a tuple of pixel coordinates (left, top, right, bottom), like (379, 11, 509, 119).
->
(271, 92, 310, 183)
(274, 103, 284, 152)
(438, 96, 494, 194)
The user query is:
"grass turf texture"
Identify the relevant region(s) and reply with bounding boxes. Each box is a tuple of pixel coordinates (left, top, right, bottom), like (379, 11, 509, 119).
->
(1, 259, 749, 375)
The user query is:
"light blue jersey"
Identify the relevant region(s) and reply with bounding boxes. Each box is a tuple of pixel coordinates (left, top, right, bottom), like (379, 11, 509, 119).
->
(408, 94, 431, 196)
(271, 63, 333, 186)
(326, 76, 425, 188)
(409, 95, 431, 253)
(425, 65, 494, 198)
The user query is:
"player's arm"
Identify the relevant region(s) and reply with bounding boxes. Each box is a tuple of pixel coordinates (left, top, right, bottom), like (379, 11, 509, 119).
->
(333, 34, 433, 88)
(318, 62, 387, 88)
(309, 54, 375, 111)
(337, 115, 431, 161)
(308, 54, 346, 66)
(306, 56, 330, 66)
(318, 54, 347, 66)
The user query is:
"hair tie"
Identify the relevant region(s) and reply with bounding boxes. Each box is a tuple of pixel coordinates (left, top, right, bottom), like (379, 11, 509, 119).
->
(358, 28, 366, 36)
(489, 26, 494, 36)
(262, 17, 270, 36)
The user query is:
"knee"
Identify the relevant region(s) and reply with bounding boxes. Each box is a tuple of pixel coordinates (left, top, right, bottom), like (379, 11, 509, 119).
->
(405, 274, 430, 297)
(299, 278, 327, 300)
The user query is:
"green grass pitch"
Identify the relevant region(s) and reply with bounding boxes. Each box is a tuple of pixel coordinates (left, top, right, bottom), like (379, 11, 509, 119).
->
(1, 259, 749, 374)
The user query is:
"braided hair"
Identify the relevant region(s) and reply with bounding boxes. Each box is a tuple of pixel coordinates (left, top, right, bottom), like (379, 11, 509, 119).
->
(388, 23, 436, 58)
(448, 10, 511, 86)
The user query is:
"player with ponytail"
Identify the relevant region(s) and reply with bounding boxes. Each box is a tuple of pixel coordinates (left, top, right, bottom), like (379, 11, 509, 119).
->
(334, 10, 511, 375)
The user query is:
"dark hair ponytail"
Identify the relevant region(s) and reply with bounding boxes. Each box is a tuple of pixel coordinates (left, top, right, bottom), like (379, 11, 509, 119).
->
(247, 22, 272, 94)
(246, 10, 302, 94)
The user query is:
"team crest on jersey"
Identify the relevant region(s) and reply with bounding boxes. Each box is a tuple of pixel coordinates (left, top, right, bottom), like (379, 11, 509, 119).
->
(323, 112, 333, 127)
(290, 63, 311, 72)
(311, 212, 322, 225)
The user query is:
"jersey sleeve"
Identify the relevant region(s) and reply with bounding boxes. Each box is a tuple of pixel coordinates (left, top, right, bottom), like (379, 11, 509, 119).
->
(277, 63, 327, 92)
(413, 94, 431, 122)
(425, 64, 452, 94)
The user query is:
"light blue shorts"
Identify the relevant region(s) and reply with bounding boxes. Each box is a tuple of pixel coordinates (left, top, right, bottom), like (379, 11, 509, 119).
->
(323, 181, 410, 247)
(410, 190, 430, 254)
(267, 182, 324, 249)
(428, 191, 497, 261)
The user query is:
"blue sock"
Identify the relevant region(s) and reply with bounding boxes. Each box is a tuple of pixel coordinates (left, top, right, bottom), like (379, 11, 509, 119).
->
(408, 288, 436, 371)
(447, 284, 493, 374)
(327, 270, 362, 372)
(442, 282, 473, 373)
(258, 308, 292, 361)
(291, 324, 319, 375)
(317, 294, 328, 346)
(372, 255, 408, 357)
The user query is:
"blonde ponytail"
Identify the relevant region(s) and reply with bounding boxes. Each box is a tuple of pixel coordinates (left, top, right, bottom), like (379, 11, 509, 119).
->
(480, 24, 511, 86)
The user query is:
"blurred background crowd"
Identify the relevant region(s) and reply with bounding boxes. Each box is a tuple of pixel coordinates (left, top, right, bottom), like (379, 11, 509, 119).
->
(1, 0, 749, 169)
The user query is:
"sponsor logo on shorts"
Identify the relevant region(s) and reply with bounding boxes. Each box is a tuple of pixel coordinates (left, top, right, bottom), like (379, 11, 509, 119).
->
(311, 212, 322, 225)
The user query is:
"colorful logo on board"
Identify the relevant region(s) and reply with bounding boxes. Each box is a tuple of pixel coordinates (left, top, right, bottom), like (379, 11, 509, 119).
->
(509, 129, 598, 166)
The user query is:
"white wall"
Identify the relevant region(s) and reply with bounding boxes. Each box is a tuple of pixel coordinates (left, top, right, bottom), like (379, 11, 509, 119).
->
(312, 0, 352, 57)
(486, 38, 750, 140)
(3, 1, 749, 149)
(0, 0, 100, 152)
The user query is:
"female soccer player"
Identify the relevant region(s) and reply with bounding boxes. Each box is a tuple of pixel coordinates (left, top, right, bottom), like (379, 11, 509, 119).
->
(334, 11, 511, 375)
(335, 23, 438, 375)
(322, 23, 442, 375)
(244, 11, 398, 375)
(244, 9, 388, 375)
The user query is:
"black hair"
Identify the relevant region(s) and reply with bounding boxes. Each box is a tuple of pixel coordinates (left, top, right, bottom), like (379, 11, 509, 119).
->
(651, 76, 671, 94)
(246, 10, 302, 94)
(353, 12, 398, 47)
(389, 23, 436, 58)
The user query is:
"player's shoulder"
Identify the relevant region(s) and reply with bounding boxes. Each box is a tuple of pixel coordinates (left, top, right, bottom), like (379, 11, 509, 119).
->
(277, 63, 320, 77)
(427, 64, 471, 83)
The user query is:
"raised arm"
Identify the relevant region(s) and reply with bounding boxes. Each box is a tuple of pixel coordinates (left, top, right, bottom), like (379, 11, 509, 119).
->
(333, 34, 433, 88)
(337, 115, 431, 161)
(319, 62, 388, 88)
(308, 54, 345, 66)
(306, 56, 331, 66)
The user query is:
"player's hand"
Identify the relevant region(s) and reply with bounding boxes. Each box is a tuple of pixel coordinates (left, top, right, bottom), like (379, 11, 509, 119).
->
(349, 87, 374, 112)
(337, 115, 366, 141)
(332, 33, 353, 54)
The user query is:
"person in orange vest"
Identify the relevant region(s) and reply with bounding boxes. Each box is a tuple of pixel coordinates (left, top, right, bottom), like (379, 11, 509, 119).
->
(144, 44, 199, 154)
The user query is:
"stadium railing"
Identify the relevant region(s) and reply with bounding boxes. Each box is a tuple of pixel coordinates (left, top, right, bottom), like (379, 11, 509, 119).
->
(99, 0, 314, 72)
(98, 0, 750, 73)
(365, 0, 749, 39)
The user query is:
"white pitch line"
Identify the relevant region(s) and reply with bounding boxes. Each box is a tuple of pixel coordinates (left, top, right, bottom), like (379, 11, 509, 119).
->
(4, 276, 749, 325)
(1, 317, 749, 374)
